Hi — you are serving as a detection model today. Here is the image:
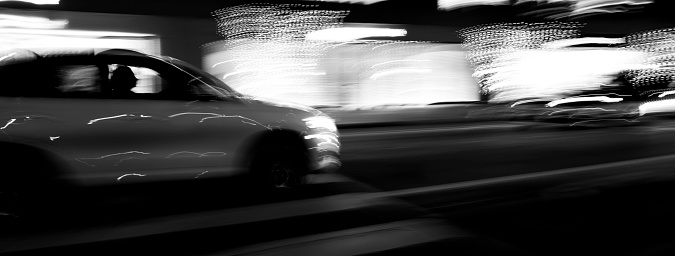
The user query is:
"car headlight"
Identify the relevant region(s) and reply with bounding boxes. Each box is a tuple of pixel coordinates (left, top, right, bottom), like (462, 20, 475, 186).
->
(303, 115, 338, 133)
(303, 115, 341, 169)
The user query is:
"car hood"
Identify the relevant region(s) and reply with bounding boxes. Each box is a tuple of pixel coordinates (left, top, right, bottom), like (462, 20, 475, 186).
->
(238, 95, 323, 116)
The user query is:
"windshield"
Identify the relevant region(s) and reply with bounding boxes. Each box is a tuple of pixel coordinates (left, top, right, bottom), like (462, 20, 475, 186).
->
(158, 55, 242, 98)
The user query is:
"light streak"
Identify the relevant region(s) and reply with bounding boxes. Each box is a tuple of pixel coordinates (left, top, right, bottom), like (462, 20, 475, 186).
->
(168, 112, 221, 118)
(114, 157, 143, 166)
(510, 99, 548, 107)
(165, 151, 227, 158)
(199, 115, 271, 130)
(658, 91, 675, 98)
(304, 132, 340, 143)
(369, 68, 432, 80)
(0, 52, 16, 62)
(87, 114, 130, 125)
(305, 27, 407, 42)
(76, 151, 150, 167)
(570, 118, 639, 126)
(202, 152, 227, 157)
(303, 116, 338, 132)
(370, 59, 429, 69)
(542, 37, 626, 49)
(301, 0, 387, 4)
(639, 99, 675, 116)
(0, 14, 67, 29)
(571, 0, 653, 15)
(0, 0, 59, 4)
(548, 107, 613, 116)
(546, 96, 624, 107)
(0, 119, 16, 129)
(438, 0, 509, 10)
(117, 173, 146, 181)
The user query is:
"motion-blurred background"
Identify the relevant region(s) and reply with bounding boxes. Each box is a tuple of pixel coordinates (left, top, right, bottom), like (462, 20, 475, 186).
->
(4, 1, 675, 256)
(3, 0, 673, 109)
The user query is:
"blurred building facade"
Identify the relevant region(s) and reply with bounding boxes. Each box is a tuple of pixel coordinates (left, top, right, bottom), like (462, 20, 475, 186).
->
(1, 0, 675, 106)
(0, 5, 220, 68)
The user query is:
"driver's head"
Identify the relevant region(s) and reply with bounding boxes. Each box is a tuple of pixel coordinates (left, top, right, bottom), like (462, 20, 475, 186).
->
(111, 65, 137, 93)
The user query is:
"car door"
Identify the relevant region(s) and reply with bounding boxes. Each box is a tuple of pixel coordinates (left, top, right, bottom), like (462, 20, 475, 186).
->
(66, 56, 266, 185)
(0, 57, 121, 182)
(0, 59, 180, 186)
(0, 53, 267, 187)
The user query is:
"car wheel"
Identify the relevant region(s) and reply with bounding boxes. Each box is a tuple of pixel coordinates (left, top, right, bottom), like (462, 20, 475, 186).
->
(250, 145, 309, 189)
(0, 146, 64, 224)
(0, 180, 45, 225)
(0, 189, 22, 218)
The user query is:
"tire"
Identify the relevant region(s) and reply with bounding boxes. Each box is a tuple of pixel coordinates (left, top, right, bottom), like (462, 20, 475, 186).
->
(0, 186, 23, 219)
(249, 145, 310, 189)
(0, 177, 51, 225)
(0, 146, 65, 224)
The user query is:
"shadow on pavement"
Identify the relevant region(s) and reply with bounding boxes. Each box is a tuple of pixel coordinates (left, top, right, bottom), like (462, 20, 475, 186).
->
(0, 174, 525, 256)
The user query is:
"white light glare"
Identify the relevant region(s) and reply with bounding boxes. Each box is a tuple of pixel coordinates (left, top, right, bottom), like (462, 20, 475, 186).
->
(305, 27, 407, 42)
(546, 96, 623, 107)
(639, 99, 675, 116)
(370, 68, 432, 80)
(0, 52, 16, 62)
(572, 0, 653, 15)
(0, 0, 59, 4)
(438, 0, 509, 10)
(0, 28, 154, 37)
(438, 0, 653, 16)
(542, 37, 626, 49)
(303, 116, 338, 132)
(302, 0, 387, 4)
(659, 91, 675, 98)
(0, 14, 67, 29)
(0, 119, 16, 129)
(117, 173, 146, 181)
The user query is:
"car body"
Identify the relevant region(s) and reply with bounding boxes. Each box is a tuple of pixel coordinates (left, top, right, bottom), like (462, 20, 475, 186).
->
(0, 48, 341, 194)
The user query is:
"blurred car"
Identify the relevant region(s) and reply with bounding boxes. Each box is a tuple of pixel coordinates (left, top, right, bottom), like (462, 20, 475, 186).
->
(0, 48, 341, 217)
(467, 94, 641, 126)
(465, 100, 551, 121)
(536, 94, 641, 125)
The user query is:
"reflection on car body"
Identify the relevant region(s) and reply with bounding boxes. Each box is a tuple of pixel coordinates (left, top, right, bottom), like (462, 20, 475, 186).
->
(0, 48, 341, 217)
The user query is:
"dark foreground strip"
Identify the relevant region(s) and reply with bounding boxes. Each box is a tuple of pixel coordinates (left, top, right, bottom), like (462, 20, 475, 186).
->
(215, 218, 521, 256)
(0, 193, 431, 255)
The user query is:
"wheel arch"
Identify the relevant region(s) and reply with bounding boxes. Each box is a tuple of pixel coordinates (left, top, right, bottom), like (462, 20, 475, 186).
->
(0, 141, 71, 185)
(235, 129, 310, 172)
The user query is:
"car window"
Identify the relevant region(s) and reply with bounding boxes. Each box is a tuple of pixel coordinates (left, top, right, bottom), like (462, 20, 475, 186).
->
(0, 57, 225, 101)
(56, 65, 102, 94)
(106, 65, 163, 94)
(0, 62, 99, 97)
(104, 63, 217, 101)
(159, 56, 238, 98)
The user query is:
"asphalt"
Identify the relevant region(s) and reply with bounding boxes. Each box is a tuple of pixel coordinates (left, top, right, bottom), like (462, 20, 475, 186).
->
(0, 174, 525, 256)
(323, 104, 487, 129)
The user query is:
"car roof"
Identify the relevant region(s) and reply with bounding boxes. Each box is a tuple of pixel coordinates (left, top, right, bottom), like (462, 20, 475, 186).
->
(0, 47, 239, 97)
(0, 48, 162, 66)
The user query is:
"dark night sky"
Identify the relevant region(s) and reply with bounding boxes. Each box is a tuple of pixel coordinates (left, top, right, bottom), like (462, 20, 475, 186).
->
(0, 0, 673, 29)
